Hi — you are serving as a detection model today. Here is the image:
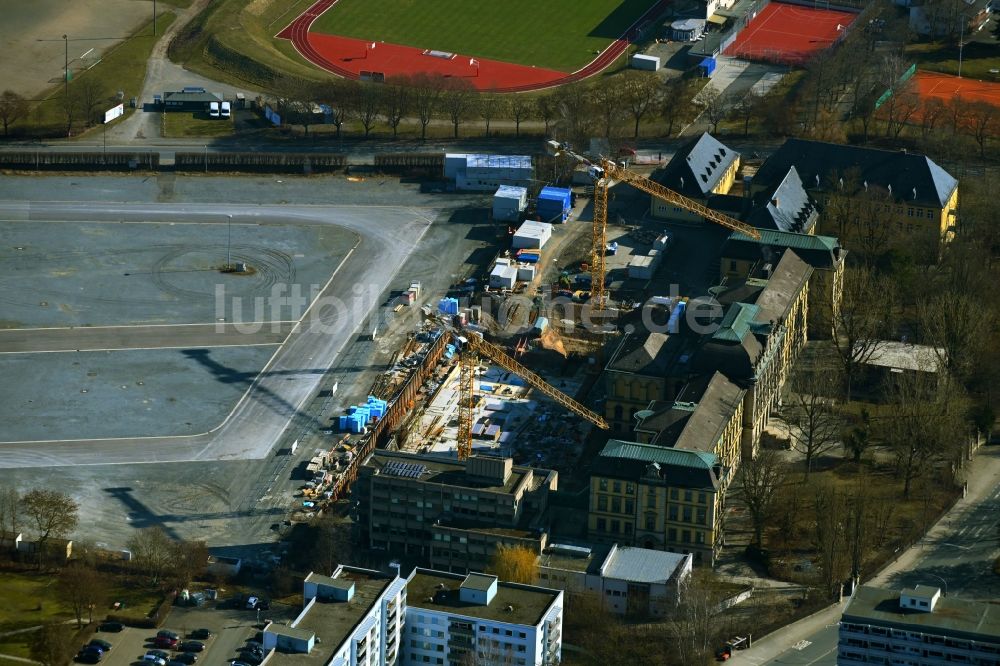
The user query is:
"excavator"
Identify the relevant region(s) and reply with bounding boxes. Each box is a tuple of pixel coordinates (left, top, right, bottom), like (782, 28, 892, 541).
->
(544, 141, 761, 308)
(453, 331, 608, 461)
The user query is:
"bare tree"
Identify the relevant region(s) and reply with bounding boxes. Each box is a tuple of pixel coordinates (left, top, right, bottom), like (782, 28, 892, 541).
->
(553, 81, 595, 142)
(823, 177, 894, 266)
(350, 82, 382, 137)
(812, 480, 851, 599)
(660, 78, 688, 136)
(700, 84, 731, 134)
(508, 94, 534, 137)
(409, 73, 445, 140)
(439, 77, 476, 139)
(73, 76, 107, 127)
(171, 539, 209, 587)
(317, 79, 353, 139)
(733, 89, 762, 137)
(59, 563, 105, 628)
(276, 76, 321, 137)
(20, 489, 78, 561)
(588, 78, 626, 139)
(666, 571, 721, 665)
(127, 526, 176, 585)
(30, 623, 75, 666)
(786, 369, 841, 477)
(964, 100, 999, 158)
(536, 93, 557, 136)
(919, 97, 947, 139)
(740, 447, 785, 548)
(843, 408, 873, 463)
(0, 90, 29, 136)
(621, 71, 660, 138)
(0, 486, 19, 534)
(882, 372, 967, 498)
(918, 292, 992, 384)
(830, 266, 897, 400)
(478, 91, 506, 136)
(382, 75, 412, 138)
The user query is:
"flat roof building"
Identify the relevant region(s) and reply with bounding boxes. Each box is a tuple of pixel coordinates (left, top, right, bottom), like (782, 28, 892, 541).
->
(838, 585, 1000, 666)
(404, 568, 563, 666)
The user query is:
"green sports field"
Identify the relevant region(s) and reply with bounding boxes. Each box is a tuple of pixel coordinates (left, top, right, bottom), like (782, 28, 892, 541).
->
(309, 0, 659, 72)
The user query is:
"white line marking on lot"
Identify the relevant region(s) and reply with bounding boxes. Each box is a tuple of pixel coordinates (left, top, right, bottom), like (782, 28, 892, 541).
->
(793, 640, 812, 651)
(0, 343, 281, 355)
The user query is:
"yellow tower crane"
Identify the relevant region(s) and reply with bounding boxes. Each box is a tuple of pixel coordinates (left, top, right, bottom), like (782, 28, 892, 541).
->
(545, 141, 762, 308)
(454, 332, 608, 461)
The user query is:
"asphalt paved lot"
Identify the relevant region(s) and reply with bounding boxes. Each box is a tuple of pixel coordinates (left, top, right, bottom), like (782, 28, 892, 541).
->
(0, 323, 293, 353)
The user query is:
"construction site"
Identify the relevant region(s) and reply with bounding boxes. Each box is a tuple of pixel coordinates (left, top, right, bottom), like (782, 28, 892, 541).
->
(286, 141, 763, 525)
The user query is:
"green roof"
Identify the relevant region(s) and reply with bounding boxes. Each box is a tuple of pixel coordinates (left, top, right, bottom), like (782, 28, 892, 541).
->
(600, 439, 717, 468)
(728, 228, 839, 252)
(712, 302, 759, 343)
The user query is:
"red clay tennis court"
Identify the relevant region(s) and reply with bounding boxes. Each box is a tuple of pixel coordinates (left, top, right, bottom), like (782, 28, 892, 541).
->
(913, 71, 1000, 108)
(724, 3, 857, 65)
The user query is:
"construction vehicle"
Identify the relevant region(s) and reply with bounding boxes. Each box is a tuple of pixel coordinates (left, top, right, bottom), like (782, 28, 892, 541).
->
(453, 331, 608, 460)
(545, 141, 761, 308)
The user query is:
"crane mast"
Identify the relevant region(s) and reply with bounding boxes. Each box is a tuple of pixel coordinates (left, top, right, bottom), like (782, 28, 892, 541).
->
(546, 141, 761, 308)
(455, 333, 608, 461)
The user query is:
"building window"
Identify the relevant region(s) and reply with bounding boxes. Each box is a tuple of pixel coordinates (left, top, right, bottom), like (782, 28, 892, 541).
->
(611, 519, 620, 533)
(598, 496, 608, 511)
(683, 506, 692, 522)
(599, 479, 608, 491)
(613, 481, 622, 493)
(683, 490, 692, 503)
(623, 522, 633, 536)
(696, 531, 705, 544)
(668, 528, 677, 541)
(645, 514, 655, 531)
(596, 518, 607, 532)
(668, 505, 678, 521)
(697, 508, 706, 524)
(698, 492, 706, 504)
(647, 493, 656, 508)
(682, 530, 691, 543)
(625, 483, 635, 494)
(624, 499, 634, 514)
(670, 488, 678, 500)
(729, 260, 737, 271)
(611, 497, 622, 513)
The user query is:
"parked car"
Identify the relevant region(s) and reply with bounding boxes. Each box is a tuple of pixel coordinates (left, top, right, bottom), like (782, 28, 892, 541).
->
(189, 629, 212, 640)
(178, 642, 204, 653)
(230, 661, 252, 666)
(89, 640, 113, 652)
(167, 661, 187, 666)
(221, 101, 231, 119)
(245, 595, 259, 609)
(154, 637, 178, 649)
(156, 631, 179, 640)
(76, 650, 102, 664)
(142, 655, 166, 666)
(98, 622, 124, 633)
(174, 654, 198, 665)
(209, 102, 220, 118)
(146, 651, 169, 662)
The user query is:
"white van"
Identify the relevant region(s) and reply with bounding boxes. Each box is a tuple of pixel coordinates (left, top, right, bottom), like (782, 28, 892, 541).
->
(220, 101, 231, 119)
(209, 101, 220, 118)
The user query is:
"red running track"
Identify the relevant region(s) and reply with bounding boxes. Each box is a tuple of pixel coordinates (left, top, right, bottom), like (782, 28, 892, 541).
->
(277, 0, 671, 92)
(724, 3, 857, 65)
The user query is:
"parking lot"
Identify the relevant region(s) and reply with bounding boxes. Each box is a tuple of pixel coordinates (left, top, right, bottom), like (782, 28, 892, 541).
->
(89, 601, 299, 666)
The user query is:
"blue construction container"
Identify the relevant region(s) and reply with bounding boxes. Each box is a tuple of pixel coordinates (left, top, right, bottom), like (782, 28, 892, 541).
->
(699, 57, 716, 77)
(537, 186, 572, 223)
(438, 297, 459, 315)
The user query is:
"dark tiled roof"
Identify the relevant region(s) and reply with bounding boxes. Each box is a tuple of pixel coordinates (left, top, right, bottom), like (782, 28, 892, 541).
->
(754, 138, 957, 208)
(655, 133, 739, 198)
(752, 251, 812, 326)
(163, 91, 222, 104)
(596, 440, 722, 489)
(747, 167, 818, 234)
(607, 331, 672, 376)
(721, 229, 844, 271)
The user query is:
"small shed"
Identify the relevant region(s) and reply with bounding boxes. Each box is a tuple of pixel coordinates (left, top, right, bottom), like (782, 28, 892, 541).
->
(537, 186, 573, 223)
(671, 18, 706, 41)
(162, 90, 223, 111)
(513, 220, 553, 249)
(631, 54, 661, 71)
(493, 185, 528, 222)
(490, 264, 518, 290)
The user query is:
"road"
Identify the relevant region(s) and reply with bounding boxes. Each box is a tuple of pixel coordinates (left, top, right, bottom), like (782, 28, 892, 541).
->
(733, 444, 1000, 666)
(0, 322, 293, 353)
(0, 200, 436, 466)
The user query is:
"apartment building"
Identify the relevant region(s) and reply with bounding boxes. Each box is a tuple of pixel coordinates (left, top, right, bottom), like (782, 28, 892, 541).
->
(264, 565, 407, 666)
(403, 569, 563, 666)
(538, 542, 692, 617)
(587, 440, 726, 565)
(838, 585, 1000, 666)
(355, 453, 557, 572)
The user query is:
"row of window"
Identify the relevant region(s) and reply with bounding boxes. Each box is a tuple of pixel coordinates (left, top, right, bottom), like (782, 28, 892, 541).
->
(596, 479, 708, 505)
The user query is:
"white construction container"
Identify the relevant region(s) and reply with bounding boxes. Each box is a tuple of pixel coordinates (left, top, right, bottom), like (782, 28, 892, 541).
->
(517, 264, 536, 282)
(490, 264, 518, 290)
(512, 219, 553, 250)
(628, 255, 656, 280)
(493, 185, 528, 222)
(631, 54, 661, 71)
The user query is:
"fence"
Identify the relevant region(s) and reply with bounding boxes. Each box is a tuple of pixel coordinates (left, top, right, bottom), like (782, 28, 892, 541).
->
(173, 151, 346, 173)
(0, 151, 159, 171)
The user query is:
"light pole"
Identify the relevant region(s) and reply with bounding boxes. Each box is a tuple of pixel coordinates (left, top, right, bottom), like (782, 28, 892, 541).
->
(227, 214, 233, 269)
(62, 35, 68, 102)
(958, 18, 965, 78)
(924, 573, 948, 596)
(153, 0, 157, 36)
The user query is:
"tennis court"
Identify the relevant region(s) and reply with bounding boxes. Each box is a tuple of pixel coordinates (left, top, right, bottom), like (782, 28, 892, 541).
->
(914, 70, 1000, 108)
(724, 3, 857, 65)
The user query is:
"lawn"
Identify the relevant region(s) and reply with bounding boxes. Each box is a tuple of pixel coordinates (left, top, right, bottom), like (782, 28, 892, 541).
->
(163, 111, 235, 138)
(309, 0, 659, 72)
